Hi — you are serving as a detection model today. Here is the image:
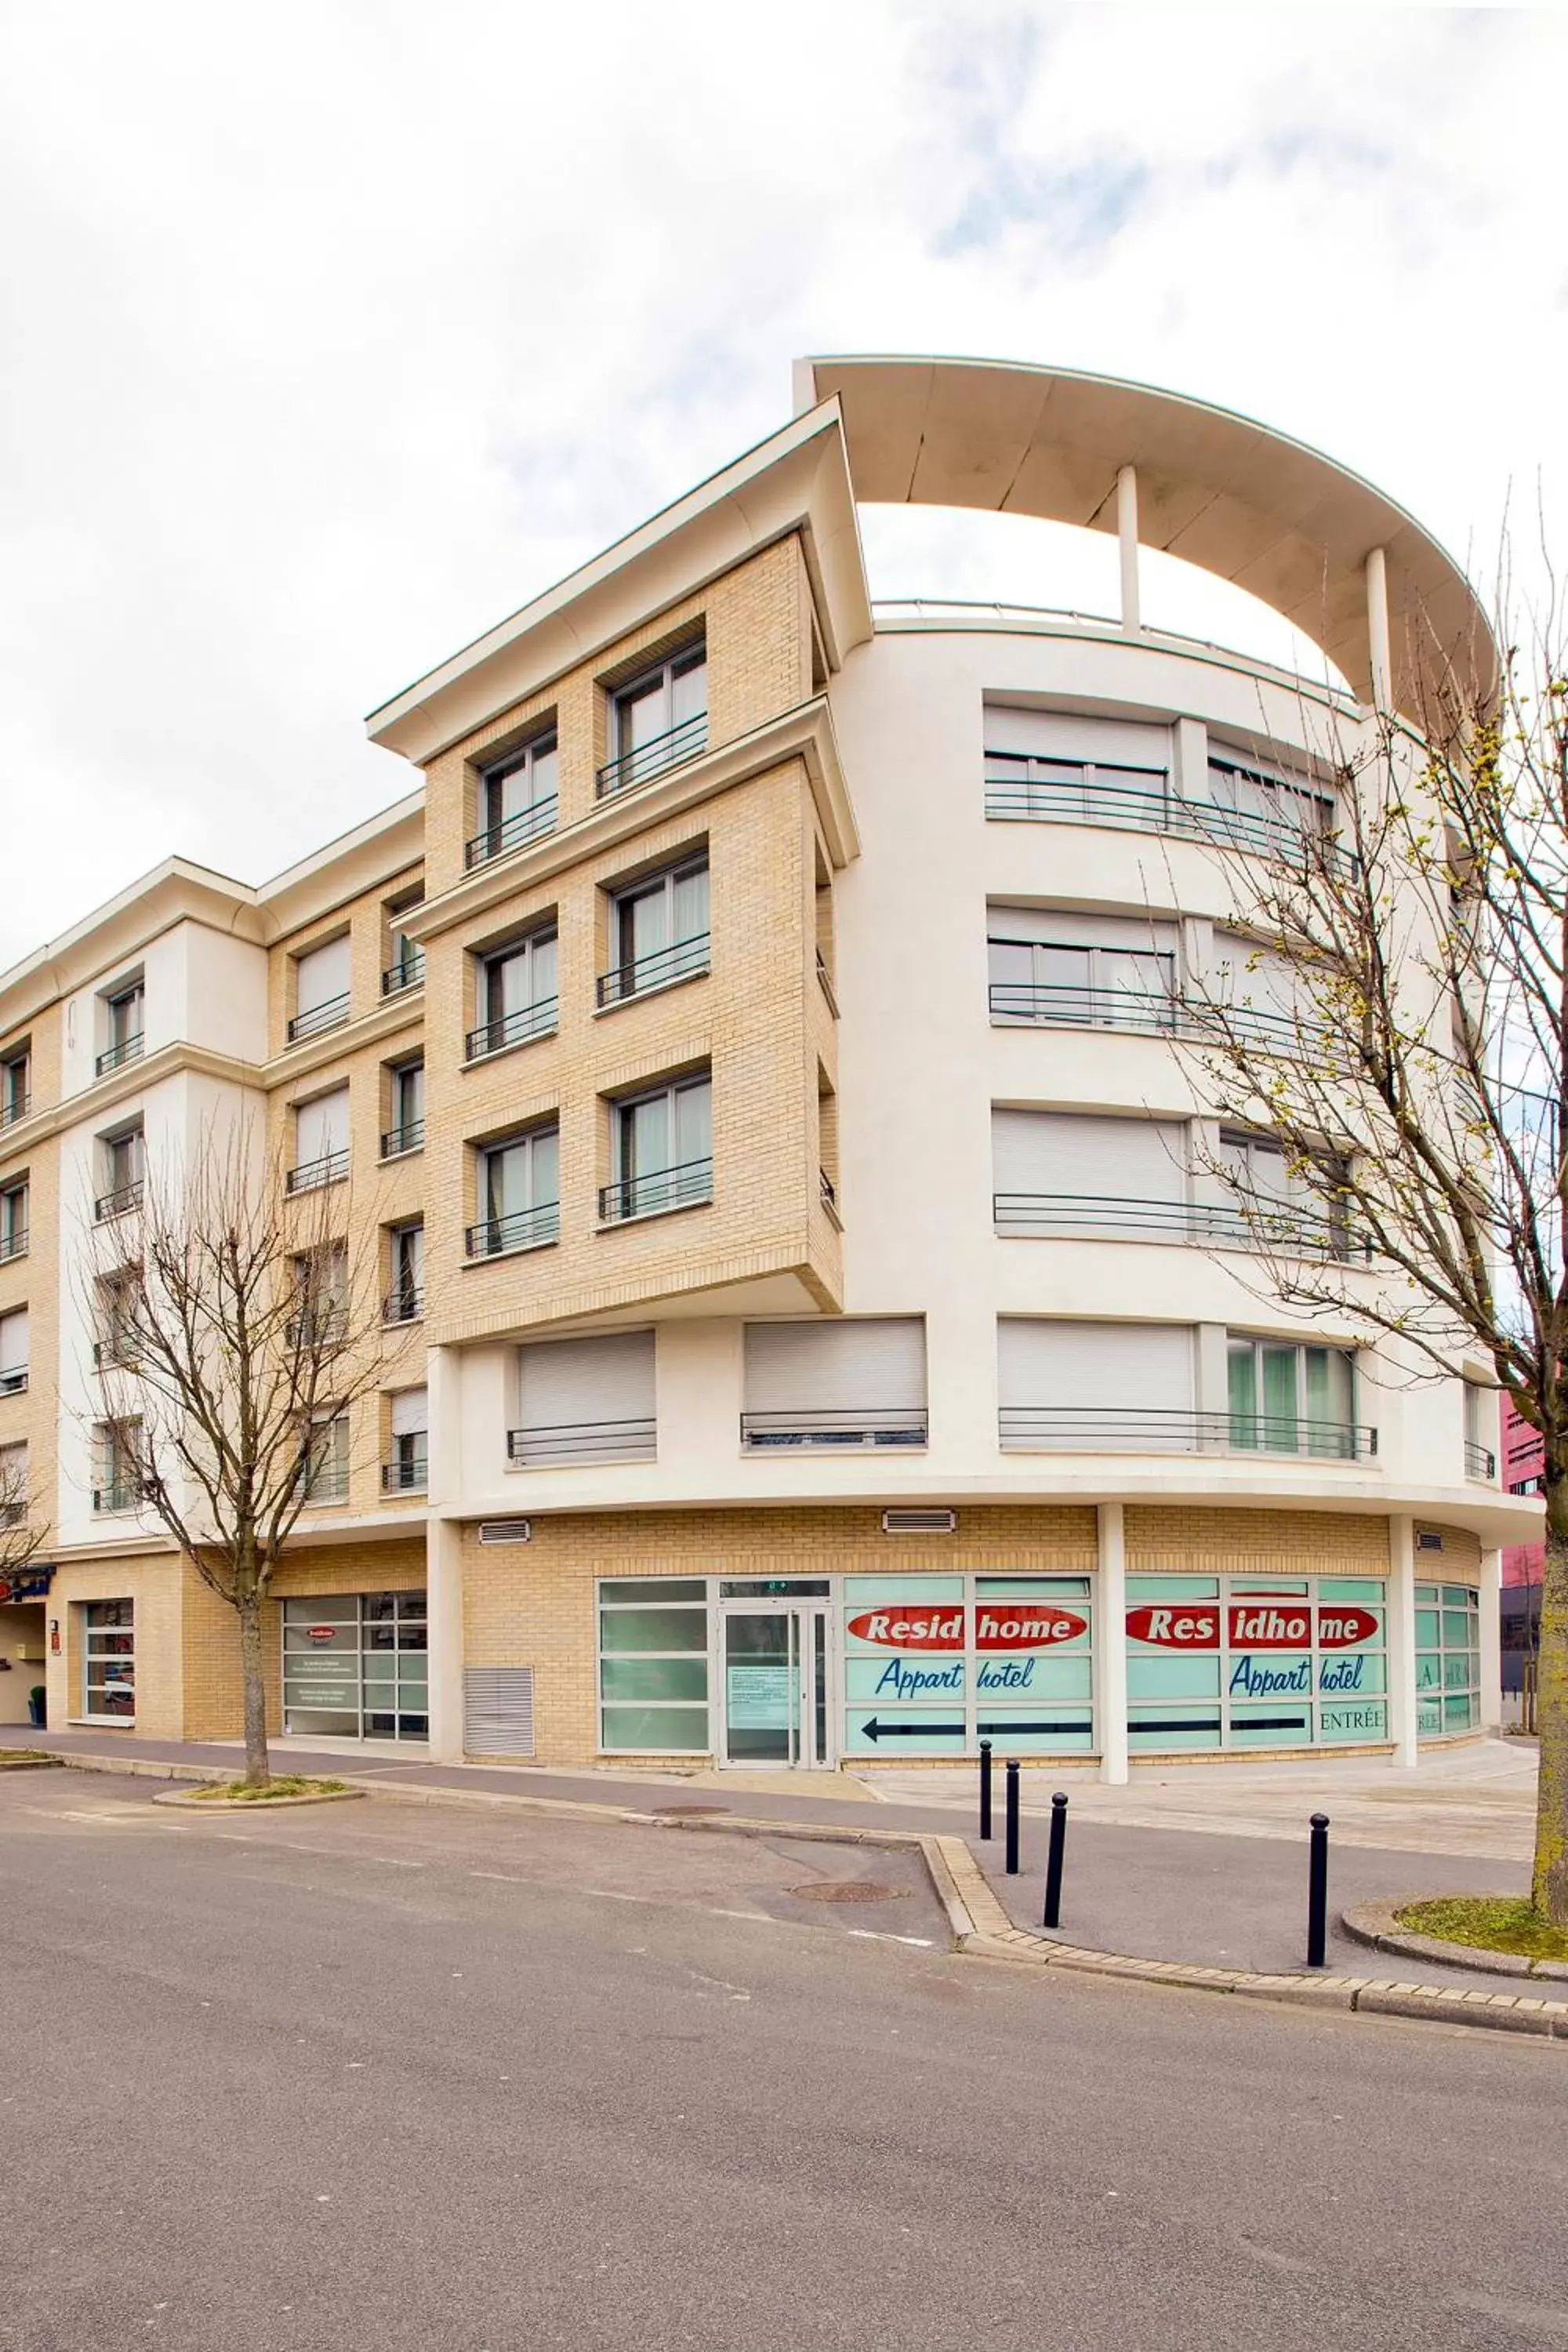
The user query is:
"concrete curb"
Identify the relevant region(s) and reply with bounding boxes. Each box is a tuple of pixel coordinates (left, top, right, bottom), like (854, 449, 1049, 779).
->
(931, 1837, 1568, 2042)
(1341, 1898, 1568, 1984)
(152, 1786, 368, 1812)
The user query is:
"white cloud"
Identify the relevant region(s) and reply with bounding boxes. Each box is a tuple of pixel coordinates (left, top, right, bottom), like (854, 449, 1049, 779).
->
(0, 0, 1560, 966)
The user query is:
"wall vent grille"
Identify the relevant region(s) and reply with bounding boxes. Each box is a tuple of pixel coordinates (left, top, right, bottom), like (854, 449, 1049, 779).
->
(478, 1519, 532, 1544)
(881, 1508, 957, 1535)
(464, 1666, 535, 1757)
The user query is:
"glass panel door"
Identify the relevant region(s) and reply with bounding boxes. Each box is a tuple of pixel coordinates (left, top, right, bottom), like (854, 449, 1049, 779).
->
(720, 1602, 834, 1767)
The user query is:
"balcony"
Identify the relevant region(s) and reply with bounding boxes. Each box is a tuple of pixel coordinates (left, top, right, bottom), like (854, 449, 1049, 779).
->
(465, 797, 557, 869)
(380, 1119, 425, 1160)
(742, 1408, 928, 1451)
(287, 993, 350, 1045)
(596, 711, 707, 801)
(299, 1454, 350, 1504)
(0, 1367, 27, 1399)
(508, 1417, 656, 1467)
(285, 1308, 347, 1348)
(381, 1453, 428, 1494)
(1, 1092, 31, 1130)
(983, 762, 1352, 876)
(819, 1167, 840, 1225)
(596, 931, 711, 1009)
(285, 1151, 349, 1195)
(94, 1181, 143, 1223)
(383, 1286, 424, 1325)
(382, 952, 425, 998)
(998, 1406, 1377, 1460)
(464, 997, 558, 1063)
(993, 1192, 1359, 1259)
(0, 1501, 25, 1530)
(93, 1338, 140, 1371)
(1465, 1439, 1497, 1481)
(93, 1481, 142, 1514)
(464, 1203, 559, 1261)
(96, 1032, 145, 1077)
(0, 1227, 27, 1264)
(815, 948, 839, 1017)
(597, 1158, 712, 1227)
(989, 983, 1304, 1052)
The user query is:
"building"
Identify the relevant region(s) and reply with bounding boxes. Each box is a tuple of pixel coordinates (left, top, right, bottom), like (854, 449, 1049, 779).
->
(0, 355, 1541, 1774)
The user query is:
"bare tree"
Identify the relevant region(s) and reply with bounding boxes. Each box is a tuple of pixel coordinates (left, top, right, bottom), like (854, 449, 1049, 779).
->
(0, 1446, 45, 1585)
(83, 1122, 401, 1788)
(1170, 592, 1568, 1919)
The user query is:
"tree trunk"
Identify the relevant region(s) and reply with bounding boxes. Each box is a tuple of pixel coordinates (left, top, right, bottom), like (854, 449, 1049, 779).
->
(238, 1590, 270, 1791)
(1533, 1476, 1568, 1923)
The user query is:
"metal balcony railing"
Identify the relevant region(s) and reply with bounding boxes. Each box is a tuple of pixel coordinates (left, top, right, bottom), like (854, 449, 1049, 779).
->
(93, 1338, 140, 1371)
(301, 1461, 350, 1504)
(382, 951, 425, 997)
(596, 711, 707, 800)
(94, 1181, 144, 1222)
(742, 1408, 928, 1451)
(464, 996, 558, 1062)
(998, 1406, 1377, 1460)
(96, 1032, 145, 1077)
(380, 1119, 425, 1160)
(0, 1367, 28, 1398)
(1465, 1439, 1497, 1481)
(983, 764, 1353, 876)
(464, 1202, 559, 1260)
(597, 1158, 713, 1225)
(992, 1191, 1359, 1258)
(989, 983, 1305, 1052)
(287, 993, 350, 1044)
(93, 1480, 141, 1513)
(0, 1226, 27, 1264)
(815, 948, 839, 1015)
(465, 797, 557, 869)
(382, 1454, 428, 1494)
(0, 1091, 29, 1130)
(508, 1417, 656, 1467)
(285, 1150, 350, 1194)
(819, 1167, 839, 1219)
(383, 1285, 424, 1325)
(0, 1501, 25, 1529)
(596, 931, 711, 1008)
(285, 1308, 347, 1348)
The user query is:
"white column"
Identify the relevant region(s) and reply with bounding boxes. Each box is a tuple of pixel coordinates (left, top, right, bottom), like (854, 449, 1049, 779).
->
(424, 1342, 465, 1763)
(1365, 546, 1392, 712)
(1386, 1513, 1419, 1767)
(1116, 465, 1142, 635)
(1479, 1545, 1503, 1737)
(1096, 1501, 1129, 1784)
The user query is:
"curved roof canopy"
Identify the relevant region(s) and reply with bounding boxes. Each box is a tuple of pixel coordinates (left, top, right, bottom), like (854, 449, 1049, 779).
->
(796, 355, 1494, 720)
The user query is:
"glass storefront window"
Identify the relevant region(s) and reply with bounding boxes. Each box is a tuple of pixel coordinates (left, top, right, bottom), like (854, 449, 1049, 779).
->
(83, 1598, 135, 1721)
(1415, 1581, 1480, 1736)
(599, 1577, 710, 1751)
(840, 1575, 1094, 1758)
(1126, 1574, 1386, 1753)
(281, 1591, 427, 1742)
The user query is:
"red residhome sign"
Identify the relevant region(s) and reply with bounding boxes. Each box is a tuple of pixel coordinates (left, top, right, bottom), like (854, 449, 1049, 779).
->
(846, 1606, 1087, 1653)
(1125, 1603, 1379, 1651)
(306, 1625, 339, 1646)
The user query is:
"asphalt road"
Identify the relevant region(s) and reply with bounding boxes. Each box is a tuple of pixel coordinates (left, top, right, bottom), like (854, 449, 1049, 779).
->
(2, 1771, 1566, 2352)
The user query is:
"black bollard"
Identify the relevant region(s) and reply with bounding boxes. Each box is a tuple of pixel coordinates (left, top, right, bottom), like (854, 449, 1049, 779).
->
(1307, 1812, 1330, 1968)
(978, 1739, 993, 1842)
(1004, 1758, 1021, 1876)
(1042, 1791, 1069, 1928)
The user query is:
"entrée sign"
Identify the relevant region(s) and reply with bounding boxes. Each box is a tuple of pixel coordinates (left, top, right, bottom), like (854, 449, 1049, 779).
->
(847, 1606, 1088, 1653)
(1125, 1604, 1380, 1652)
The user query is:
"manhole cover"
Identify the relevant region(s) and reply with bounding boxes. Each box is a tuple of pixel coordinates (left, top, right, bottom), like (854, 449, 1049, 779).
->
(787, 1880, 909, 1904)
(650, 1803, 731, 1817)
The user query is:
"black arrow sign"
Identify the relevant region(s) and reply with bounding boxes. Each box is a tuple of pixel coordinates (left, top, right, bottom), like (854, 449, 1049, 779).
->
(860, 1717, 964, 1743)
(977, 1719, 1091, 1738)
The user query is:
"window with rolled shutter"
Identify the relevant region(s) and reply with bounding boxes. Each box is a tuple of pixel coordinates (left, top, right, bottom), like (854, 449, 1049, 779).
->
(742, 1319, 927, 1449)
(390, 1388, 427, 1436)
(992, 1111, 1189, 1238)
(0, 1308, 27, 1393)
(296, 937, 351, 1015)
(998, 1319, 1195, 1451)
(294, 1087, 349, 1174)
(512, 1331, 655, 1466)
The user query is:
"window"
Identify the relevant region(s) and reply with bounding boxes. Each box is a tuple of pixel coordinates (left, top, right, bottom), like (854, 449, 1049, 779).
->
(1, 1047, 30, 1129)
(382, 1058, 424, 1158)
(1226, 1337, 1364, 1458)
(987, 909, 1178, 1032)
(511, 1330, 655, 1467)
(290, 1243, 347, 1348)
(1463, 1385, 1497, 1481)
(93, 1420, 142, 1513)
(0, 1179, 27, 1263)
(281, 1591, 427, 1742)
(383, 888, 426, 996)
(97, 978, 145, 1075)
(467, 730, 558, 868)
(1415, 1581, 1482, 1735)
(95, 1123, 145, 1221)
(0, 1307, 28, 1397)
(983, 709, 1173, 828)
(94, 1268, 142, 1370)
(1127, 1573, 1388, 1753)
(992, 1110, 1189, 1239)
(466, 927, 558, 1062)
(601, 1073, 712, 1223)
(841, 1573, 1095, 1758)
(289, 1087, 350, 1191)
(998, 1319, 1196, 1451)
(384, 1388, 429, 1493)
(289, 935, 352, 1044)
(0, 1439, 27, 1528)
(598, 855, 710, 1007)
(467, 1126, 558, 1259)
(1211, 934, 1310, 1051)
(386, 1221, 425, 1323)
(1216, 1131, 1349, 1258)
(1207, 748, 1336, 860)
(82, 1598, 136, 1720)
(303, 1410, 350, 1503)
(598, 1577, 710, 1752)
(742, 1319, 927, 1449)
(599, 642, 707, 798)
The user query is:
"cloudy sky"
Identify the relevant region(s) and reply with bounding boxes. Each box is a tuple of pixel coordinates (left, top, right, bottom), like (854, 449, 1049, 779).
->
(1, 2, 1559, 970)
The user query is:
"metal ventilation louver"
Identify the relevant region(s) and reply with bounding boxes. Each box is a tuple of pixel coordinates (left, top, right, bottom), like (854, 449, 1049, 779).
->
(464, 1667, 535, 1757)
(881, 1508, 957, 1535)
(477, 1518, 532, 1544)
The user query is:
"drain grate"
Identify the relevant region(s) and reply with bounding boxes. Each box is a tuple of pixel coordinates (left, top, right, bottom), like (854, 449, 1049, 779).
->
(787, 1880, 909, 1904)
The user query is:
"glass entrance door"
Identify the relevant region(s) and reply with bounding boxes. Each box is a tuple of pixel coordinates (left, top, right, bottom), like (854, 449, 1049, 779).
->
(720, 1602, 833, 1767)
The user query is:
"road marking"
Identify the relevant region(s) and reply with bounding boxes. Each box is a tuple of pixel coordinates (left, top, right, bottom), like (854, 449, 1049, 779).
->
(845, 1929, 936, 1947)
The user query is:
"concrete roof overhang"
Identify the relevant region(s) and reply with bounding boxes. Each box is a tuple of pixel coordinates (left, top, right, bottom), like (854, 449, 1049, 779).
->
(795, 354, 1497, 723)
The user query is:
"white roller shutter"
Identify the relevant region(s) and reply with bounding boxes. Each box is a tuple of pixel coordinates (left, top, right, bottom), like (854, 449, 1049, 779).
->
(988, 905, 1179, 953)
(743, 1319, 926, 1446)
(390, 1387, 427, 1436)
(984, 707, 1171, 770)
(998, 1319, 1195, 1451)
(296, 935, 351, 1014)
(515, 1331, 655, 1465)
(993, 1112, 1186, 1200)
(0, 1310, 26, 1374)
(1214, 934, 1303, 1024)
(296, 1086, 349, 1164)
